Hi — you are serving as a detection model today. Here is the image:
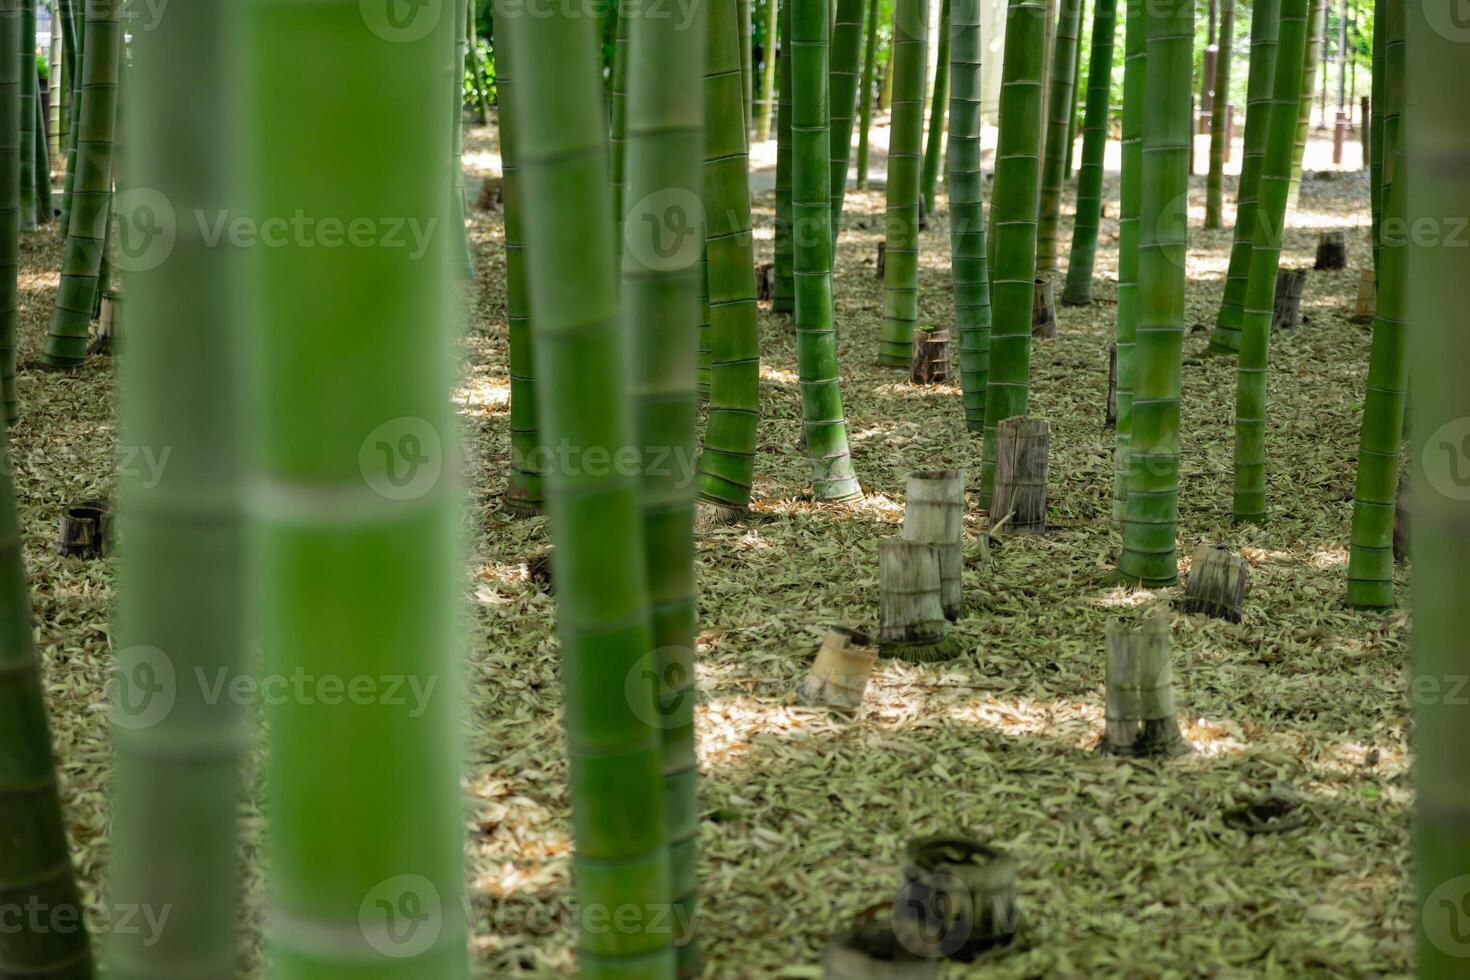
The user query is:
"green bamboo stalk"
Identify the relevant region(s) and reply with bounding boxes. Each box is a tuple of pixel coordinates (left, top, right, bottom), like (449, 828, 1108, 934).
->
(1203, 0, 1234, 228)
(1404, 2, 1470, 973)
(739, 0, 752, 131)
(773, 0, 794, 313)
(1034, 0, 1082, 274)
(1343, 0, 1401, 609)
(1230, 0, 1309, 524)
(0, 0, 14, 425)
(500, 5, 675, 976)
(34, 87, 51, 224)
(1367, 0, 1383, 273)
(622, 0, 705, 970)
(948, 0, 989, 433)
(451, 0, 472, 278)
(467, 1, 489, 124)
(57, 0, 82, 239)
(1285, 0, 1321, 210)
(239, 2, 467, 976)
(41, 0, 119, 369)
(1063, 10, 1082, 177)
(1059, 0, 1115, 306)
(18, 0, 33, 232)
(919, 0, 950, 214)
(854, 0, 879, 188)
(793, 0, 862, 500)
(755, 0, 780, 140)
(494, 1, 543, 516)
(108, 4, 242, 977)
(829, 0, 866, 235)
(876, 0, 927, 368)
(610, 2, 629, 233)
(1110, 0, 1142, 523)
(696, 0, 762, 516)
(1208, 0, 1279, 354)
(977, 0, 1044, 505)
(1117, 0, 1191, 585)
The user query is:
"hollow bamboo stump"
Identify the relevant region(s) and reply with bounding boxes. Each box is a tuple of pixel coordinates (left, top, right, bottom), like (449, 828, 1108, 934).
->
(877, 540, 955, 663)
(1394, 470, 1410, 563)
(91, 291, 122, 356)
(797, 628, 877, 709)
(1105, 343, 1117, 429)
(1101, 612, 1190, 758)
(875, 241, 885, 279)
(757, 262, 775, 302)
(894, 837, 1018, 962)
(909, 327, 949, 385)
(822, 905, 939, 979)
(56, 499, 114, 559)
(1031, 277, 1057, 338)
(1180, 544, 1248, 623)
(991, 418, 1050, 535)
(1314, 230, 1347, 270)
(901, 470, 965, 621)
(1353, 268, 1376, 322)
(1272, 268, 1308, 331)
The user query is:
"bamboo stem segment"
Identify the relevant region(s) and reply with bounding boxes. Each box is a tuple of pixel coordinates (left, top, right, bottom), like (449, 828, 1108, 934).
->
(992, 417, 1049, 534)
(1060, 0, 1117, 306)
(947, 0, 990, 433)
(877, 0, 927, 367)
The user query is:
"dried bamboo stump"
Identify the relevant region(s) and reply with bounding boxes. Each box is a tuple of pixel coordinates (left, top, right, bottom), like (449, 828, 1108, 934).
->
(991, 418, 1050, 535)
(1314, 230, 1347, 270)
(877, 540, 955, 663)
(822, 905, 939, 979)
(909, 326, 949, 385)
(91, 291, 122, 355)
(56, 499, 114, 559)
(1105, 343, 1117, 429)
(1101, 612, 1190, 758)
(894, 837, 1018, 962)
(875, 241, 886, 279)
(1180, 544, 1248, 622)
(1272, 268, 1308, 331)
(797, 628, 877, 709)
(1353, 268, 1376, 322)
(757, 262, 775, 302)
(1030, 277, 1057, 338)
(901, 470, 965, 622)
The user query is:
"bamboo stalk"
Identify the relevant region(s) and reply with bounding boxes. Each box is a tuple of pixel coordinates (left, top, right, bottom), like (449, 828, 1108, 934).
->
(0, 0, 15, 425)
(773, 0, 795, 313)
(1203, 0, 1234, 228)
(948, 0, 990, 433)
(1111, 0, 1143, 524)
(854, 0, 880, 188)
(877, 0, 928, 367)
(919, 0, 950, 214)
(1035, 0, 1083, 273)
(1060, 0, 1116, 305)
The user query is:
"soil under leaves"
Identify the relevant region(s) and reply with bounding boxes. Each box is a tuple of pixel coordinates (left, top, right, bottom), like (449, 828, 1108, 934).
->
(14, 125, 1409, 977)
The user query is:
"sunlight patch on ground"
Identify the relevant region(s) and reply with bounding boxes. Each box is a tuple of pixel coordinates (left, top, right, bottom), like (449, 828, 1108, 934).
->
(454, 376, 511, 413)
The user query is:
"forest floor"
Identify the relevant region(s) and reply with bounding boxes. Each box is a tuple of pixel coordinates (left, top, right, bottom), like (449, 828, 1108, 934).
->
(11, 118, 1409, 978)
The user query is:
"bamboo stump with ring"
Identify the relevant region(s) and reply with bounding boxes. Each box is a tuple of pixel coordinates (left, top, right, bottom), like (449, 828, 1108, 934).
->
(909, 326, 949, 385)
(1353, 268, 1375, 322)
(901, 470, 965, 621)
(1314, 230, 1347, 269)
(1101, 611, 1191, 758)
(1031, 277, 1057, 338)
(877, 540, 955, 662)
(1180, 544, 1248, 622)
(1272, 268, 1308, 331)
(991, 418, 1050, 535)
(797, 628, 877, 709)
(56, 499, 114, 559)
(893, 836, 1018, 962)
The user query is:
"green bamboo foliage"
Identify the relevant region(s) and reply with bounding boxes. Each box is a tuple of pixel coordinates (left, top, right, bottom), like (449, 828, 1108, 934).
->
(621, 0, 705, 969)
(829, 0, 866, 235)
(1285, 0, 1321, 210)
(109, 5, 242, 978)
(41, 0, 120, 369)
(1209, 0, 1279, 354)
(239, 3, 466, 977)
(919, 0, 950, 215)
(501, 5, 675, 977)
(755, 0, 779, 140)
(855, 0, 879, 188)
(1034, 0, 1082, 274)
(58, 0, 82, 239)
(0, 1, 16, 426)
(1117, 0, 1191, 586)
(1230, 0, 1308, 524)
(1059, 0, 1115, 306)
(1405, 3, 1470, 974)
(977, 0, 1044, 505)
(793, 0, 862, 501)
(1203, 0, 1234, 228)
(876, 0, 926, 367)
(18, 0, 34, 232)
(1344, 0, 1402, 609)
(495, 2, 544, 515)
(948, 0, 989, 433)
(773, 0, 795, 313)
(1110, 0, 1143, 524)
(696, 0, 762, 516)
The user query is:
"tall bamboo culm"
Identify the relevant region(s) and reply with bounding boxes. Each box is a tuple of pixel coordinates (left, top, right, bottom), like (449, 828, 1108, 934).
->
(876, 0, 927, 367)
(57, 0, 83, 239)
(919, 0, 950, 214)
(1230, 0, 1309, 524)
(855, 0, 880, 188)
(948, 0, 990, 433)
(1060, 0, 1116, 306)
(829, 0, 866, 235)
(1209, 0, 1280, 354)
(755, 0, 780, 140)
(1034, 0, 1083, 274)
(1367, 8, 1383, 272)
(41, 0, 120, 368)
(773, 0, 795, 313)
(0, 0, 16, 425)
(1404, 2, 1470, 975)
(1203, 0, 1234, 228)
(1285, 0, 1322, 211)
(622, 0, 706, 970)
(695, 0, 762, 518)
(109, 3, 243, 978)
(1117, 0, 1192, 586)
(978, 0, 1045, 506)
(18, 0, 34, 232)
(1110, 0, 1143, 523)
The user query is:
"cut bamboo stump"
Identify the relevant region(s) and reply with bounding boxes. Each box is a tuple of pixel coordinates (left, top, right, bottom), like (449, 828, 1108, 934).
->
(1314, 230, 1347, 269)
(1101, 612, 1191, 758)
(822, 905, 940, 979)
(56, 499, 114, 559)
(757, 262, 775, 302)
(1105, 343, 1117, 429)
(1272, 268, 1308, 331)
(1180, 544, 1248, 623)
(901, 470, 965, 621)
(1353, 268, 1376, 322)
(894, 837, 1018, 962)
(877, 540, 955, 663)
(1394, 470, 1410, 563)
(90, 291, 121, 356)
(475, 176, 503, 210)
(908, 326, 949, 385)
(917, 194, 928, 231)
(875, 241, 885, 279)
(797, 628, 877, 709)
(1030, 277, 1057, 338)
(990, 418, 1050, 535)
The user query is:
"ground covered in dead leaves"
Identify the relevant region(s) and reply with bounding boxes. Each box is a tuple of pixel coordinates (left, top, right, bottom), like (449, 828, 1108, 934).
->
(16, 126, 1408, 977)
